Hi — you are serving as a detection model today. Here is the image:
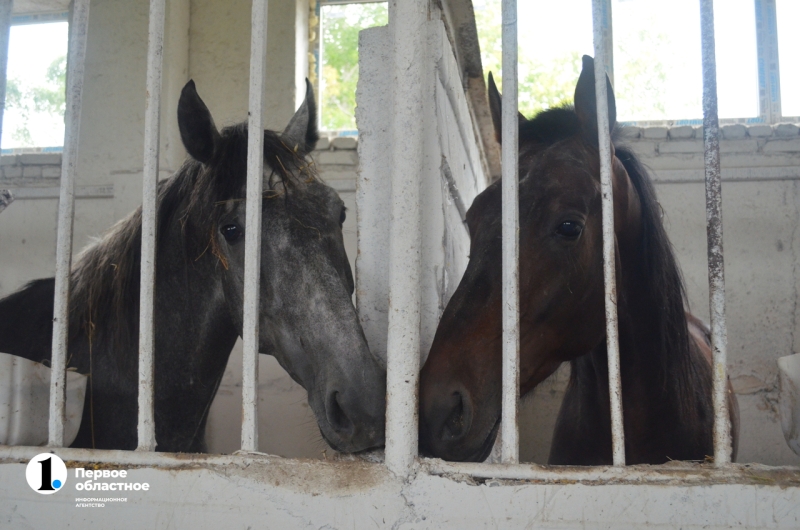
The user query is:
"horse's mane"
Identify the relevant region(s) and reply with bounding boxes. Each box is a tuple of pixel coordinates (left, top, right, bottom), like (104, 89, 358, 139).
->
(521, 106, 710, 421)
(65, 123, 318, 355)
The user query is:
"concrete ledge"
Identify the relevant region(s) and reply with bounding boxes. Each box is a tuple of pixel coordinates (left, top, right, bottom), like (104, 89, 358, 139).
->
(775, 124, 800, 137)
(722, 124, 747, 139)
(0, 454, 798, 529)
(763, 139, 800, 153)
(316, 150, 358, 165)
(668, 125, 694, 139)
(642, 126, 668, 139)
(658, 140, 704, 154)
(330, 136, 357, 150)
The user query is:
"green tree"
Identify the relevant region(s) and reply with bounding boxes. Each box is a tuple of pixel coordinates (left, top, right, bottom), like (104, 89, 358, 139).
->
(5, 55, 66, 146)
(614, 27, 670, 121)
(474, 0, 579, 119)
(476, 0, 683, 122)
(321, 2, 388, 131)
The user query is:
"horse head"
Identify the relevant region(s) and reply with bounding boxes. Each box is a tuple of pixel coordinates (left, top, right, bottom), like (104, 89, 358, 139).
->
(419, 56, 641, 461)
(177, 80, 385, 453)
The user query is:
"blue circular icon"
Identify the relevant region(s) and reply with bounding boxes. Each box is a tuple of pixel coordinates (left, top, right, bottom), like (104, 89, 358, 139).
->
(52, 479, 62, 489)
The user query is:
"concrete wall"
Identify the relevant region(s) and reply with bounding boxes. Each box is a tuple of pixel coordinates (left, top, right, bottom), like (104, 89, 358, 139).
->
(355, 17, 487, 369)
(1, 455, 799, 529)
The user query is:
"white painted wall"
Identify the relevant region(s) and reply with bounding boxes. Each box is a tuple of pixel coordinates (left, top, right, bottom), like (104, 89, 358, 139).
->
(355, 17, 487, 368)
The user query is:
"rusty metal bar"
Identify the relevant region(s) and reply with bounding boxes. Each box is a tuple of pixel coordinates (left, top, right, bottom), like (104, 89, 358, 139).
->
(241, 0, 269, 453)
(592, 0, 626, 467)
(48, 0, 91, 448)
(136, 0, 166, 452)
(700, 0, 732, 467)
(499, 0, 520, 465)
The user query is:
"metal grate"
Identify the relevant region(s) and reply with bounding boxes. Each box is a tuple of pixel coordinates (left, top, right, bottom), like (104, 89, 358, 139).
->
(0, 0, 741, 481)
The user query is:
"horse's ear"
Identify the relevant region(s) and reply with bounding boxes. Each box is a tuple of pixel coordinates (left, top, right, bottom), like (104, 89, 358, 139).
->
(487, 71, 527, 145)
(573, 55, 616, 146)
(282, 78, 319, 156)
(178, 80, 220, 164)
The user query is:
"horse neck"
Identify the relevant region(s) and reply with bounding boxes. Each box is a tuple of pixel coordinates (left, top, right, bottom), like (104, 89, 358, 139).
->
(604, 193, 711, 444)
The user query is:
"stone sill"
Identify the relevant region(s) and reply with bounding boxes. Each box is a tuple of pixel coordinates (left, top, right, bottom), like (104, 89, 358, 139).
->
(314, 135, 358, 151)
(620, 123, 800, 141)
(0, 153, 63, 180)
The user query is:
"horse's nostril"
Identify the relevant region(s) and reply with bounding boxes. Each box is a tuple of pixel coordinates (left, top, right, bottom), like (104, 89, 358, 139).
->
(441, 391, 470, 442)
(326, 391, 355, 437)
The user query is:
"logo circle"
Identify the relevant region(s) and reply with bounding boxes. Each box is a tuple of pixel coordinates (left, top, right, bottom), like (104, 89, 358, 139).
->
(25, 453, 68, 495)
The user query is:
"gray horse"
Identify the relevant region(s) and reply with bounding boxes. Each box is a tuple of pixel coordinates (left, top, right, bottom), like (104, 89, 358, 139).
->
(0, 80, 385, 453)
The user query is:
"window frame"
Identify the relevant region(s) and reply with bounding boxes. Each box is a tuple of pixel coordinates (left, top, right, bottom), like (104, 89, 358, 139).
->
(1, 10, 70, 154)
(314, 0, 389, 136)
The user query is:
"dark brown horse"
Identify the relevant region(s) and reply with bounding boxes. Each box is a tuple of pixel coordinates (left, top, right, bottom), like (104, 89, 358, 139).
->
(419, 56, 739, 465)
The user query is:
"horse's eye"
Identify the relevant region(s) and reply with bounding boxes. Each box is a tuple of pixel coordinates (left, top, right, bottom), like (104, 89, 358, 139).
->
(339, 207, 347, 225)
(220, 224, 243, 243)
(556, 221, 583, 239)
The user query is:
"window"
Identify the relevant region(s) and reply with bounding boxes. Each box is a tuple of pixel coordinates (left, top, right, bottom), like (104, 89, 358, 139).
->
(2, 14, 69, 152)
(474, 0, 795, 125)
(317, 0, 388, 134)
(474, 0, 593, 119)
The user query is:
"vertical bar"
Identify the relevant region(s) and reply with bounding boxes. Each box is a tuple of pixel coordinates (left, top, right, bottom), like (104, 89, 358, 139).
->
(384, 0, 426, 477)
(49, 0, 91, 447)
(755, 0, 781, 122)
(241, 0, 268, 452)
(500, 0, 520, 465)
(137, 0, 167, 452)
(700, 0, 732, 467)
(0, 0, 12, 145)
(598, 0, 614, 88)
(317, 2, 324, 132)
(592, 0, 626, 467)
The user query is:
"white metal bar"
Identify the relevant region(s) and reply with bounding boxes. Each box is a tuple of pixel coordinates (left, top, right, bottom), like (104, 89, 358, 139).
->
(384, 0, 426, 477)
(499, 0, 520, 465)
(136, 0, 166, 452)
(699, 0, 732, 467)
(241, 0, 269, 453)
(0, 0, 12, 145)
(592, 0, 626, 467)
(754, 0, 781, 123)
(48, 0, 91, 448)
(598, 0, 614, 88)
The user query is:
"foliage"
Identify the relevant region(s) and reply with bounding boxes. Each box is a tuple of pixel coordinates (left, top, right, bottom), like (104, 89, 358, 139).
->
(475, 0, 579, 119)
(5, 55, 66, 146)
(321, 2, 388, 131)
(318, 0, 683, 130)
(475, 0, 687, 122)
